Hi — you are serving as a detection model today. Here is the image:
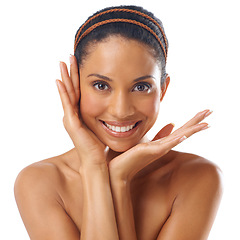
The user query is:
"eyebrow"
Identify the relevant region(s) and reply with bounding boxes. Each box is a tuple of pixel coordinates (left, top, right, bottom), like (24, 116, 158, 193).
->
(87, 73, 155, 82)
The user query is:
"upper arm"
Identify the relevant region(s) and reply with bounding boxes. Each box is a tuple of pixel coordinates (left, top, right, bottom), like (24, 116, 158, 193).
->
(14, 164, 80, 240)
(157, 161, 223, 240)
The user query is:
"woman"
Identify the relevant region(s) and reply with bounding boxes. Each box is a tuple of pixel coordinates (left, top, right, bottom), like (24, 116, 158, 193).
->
(14, 5, 222, 240)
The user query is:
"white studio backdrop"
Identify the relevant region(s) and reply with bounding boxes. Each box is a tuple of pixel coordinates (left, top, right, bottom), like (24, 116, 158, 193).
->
(0, 0, 239, 239)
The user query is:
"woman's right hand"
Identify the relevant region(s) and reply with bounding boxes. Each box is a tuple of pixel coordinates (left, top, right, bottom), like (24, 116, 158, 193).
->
(56, 55, 108, 169)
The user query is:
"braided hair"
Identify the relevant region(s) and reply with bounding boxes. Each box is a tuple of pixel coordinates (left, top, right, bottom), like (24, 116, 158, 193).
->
(74, 5, 168, 85)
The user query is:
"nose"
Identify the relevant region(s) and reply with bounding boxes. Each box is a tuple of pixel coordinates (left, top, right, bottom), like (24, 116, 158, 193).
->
(108, 90, 135, 119)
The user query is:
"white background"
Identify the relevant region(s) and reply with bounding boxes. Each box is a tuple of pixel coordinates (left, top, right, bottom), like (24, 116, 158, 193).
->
(1, 0, 239, 239)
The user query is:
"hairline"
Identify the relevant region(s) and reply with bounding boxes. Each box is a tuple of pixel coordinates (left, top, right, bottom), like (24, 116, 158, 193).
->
(78, 34, 163, 74)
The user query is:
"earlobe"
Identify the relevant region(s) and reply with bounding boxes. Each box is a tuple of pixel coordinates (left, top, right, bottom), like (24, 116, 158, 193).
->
(160, 74, 170, 101)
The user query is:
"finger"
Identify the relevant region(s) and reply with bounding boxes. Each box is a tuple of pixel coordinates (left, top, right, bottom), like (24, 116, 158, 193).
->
(162, 122, 209, 145)
(56, 79, 76, 118)
(172, 110, 212, 137)
(60, 61, 77, 108)
(133, 121, 210, 177)
(134, 134, 186, 173)
(69, 55, 80, 101)
(152, 123, 175, 141)
(179, 109, 212, 130)
(180, 122, 209, 139)
(152, 135, 186, 157)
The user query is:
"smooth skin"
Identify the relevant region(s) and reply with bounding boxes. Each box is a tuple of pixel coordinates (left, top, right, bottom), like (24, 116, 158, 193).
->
(14, 36, 222, 240)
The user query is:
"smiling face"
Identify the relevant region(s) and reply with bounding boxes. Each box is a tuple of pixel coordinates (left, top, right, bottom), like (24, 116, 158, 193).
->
(79, 36, 164, 152)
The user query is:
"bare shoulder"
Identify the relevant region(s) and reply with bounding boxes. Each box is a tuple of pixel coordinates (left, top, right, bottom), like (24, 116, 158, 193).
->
(14, 154, 80, 239)
(153, 152, 224, 239)
(15, 156, 64, 187)
(14, 156, 66, 207)
(173, 151, 222, 180)
(171, 151, 223, 197)
(14, 148, 80, 192)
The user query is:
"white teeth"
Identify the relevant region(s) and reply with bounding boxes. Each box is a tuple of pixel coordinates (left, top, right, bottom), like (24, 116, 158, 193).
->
(105, 122, 136, 132)
(121, 126, 126, 132)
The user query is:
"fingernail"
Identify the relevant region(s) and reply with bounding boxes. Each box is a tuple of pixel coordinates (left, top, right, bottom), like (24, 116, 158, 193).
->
(69, 54, 73, 65)
(56, 80, 60, 88)
(204, 110, 213, 118)
(179, 136, 187, 143)
(202, 124, 210, 130)
(59, 61, 63, 69)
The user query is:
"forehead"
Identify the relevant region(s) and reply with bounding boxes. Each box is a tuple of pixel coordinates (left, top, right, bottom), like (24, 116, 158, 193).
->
(80, 36, 161, 80)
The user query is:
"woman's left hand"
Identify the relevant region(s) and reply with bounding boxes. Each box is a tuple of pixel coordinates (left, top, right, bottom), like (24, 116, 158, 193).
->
(109, 109, 212, 182)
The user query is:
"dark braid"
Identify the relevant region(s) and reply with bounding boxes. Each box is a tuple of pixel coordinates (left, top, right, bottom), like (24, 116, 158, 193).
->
(74, 5, 169, 85)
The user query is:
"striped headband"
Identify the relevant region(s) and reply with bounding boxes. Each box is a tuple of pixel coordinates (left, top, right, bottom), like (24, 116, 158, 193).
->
(74, 8, 168, 61)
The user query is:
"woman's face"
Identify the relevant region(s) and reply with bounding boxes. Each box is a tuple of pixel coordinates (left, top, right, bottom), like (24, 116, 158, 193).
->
(79, 36, 163, 152)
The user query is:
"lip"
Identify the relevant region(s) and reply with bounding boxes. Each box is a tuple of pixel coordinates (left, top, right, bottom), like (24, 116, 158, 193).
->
(100, 120, 142, 138)
(103, 120, 139, 127)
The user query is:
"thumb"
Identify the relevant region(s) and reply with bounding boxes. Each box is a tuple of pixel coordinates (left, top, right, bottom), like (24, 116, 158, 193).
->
(152, 123, 175, 141)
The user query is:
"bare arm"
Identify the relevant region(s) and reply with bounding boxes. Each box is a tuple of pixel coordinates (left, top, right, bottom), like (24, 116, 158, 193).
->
(15, 56, 120, 240)
(108, 110, 218, 240)
(79, 164, 119, 240)
(14, 164, 80, 240)
(57, 56, 119, 239)
(109, 178, 137, 240)
(156, 162, 223, 240)
(14, 162, 119, 240)
(108, 125, 175, 240)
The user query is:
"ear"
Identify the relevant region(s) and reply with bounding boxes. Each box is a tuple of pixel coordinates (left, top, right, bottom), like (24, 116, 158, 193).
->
(160, 74, 170, 102)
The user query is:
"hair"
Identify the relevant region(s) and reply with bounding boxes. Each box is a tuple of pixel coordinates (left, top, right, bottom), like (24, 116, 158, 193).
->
(74, 5, 169, 85)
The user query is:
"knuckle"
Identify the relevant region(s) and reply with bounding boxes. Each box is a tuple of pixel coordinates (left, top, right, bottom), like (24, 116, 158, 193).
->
(63, 114, 77, 132)
(62, 116, 70, 128)
(62, 116, 67, 127)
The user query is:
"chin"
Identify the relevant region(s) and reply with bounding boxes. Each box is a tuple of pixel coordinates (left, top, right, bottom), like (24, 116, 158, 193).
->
(109, 145, 132, 153)
(105, 138, 144, 153)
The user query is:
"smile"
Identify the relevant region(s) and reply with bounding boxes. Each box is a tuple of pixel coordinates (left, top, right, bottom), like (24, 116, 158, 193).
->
(100, 120, 141, 137)
(104, 122, 136, 132)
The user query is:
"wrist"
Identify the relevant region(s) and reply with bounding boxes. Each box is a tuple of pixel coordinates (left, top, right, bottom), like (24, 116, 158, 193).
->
(109, 162, 133, 184)
(109, 170, 132, 189)
(79, 162, 108, 175)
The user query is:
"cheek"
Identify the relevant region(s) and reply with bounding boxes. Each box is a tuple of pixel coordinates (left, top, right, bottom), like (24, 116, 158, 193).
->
(138, 94, 160, 120)
(80, 92, 106, 120)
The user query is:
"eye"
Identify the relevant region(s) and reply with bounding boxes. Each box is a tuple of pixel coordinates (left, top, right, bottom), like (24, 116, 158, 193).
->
(133, 83, 152, 92)
(93, 81, 109, 91)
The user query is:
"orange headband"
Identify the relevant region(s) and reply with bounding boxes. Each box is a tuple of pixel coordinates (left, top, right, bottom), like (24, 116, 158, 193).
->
(74, 8, 168, 61)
